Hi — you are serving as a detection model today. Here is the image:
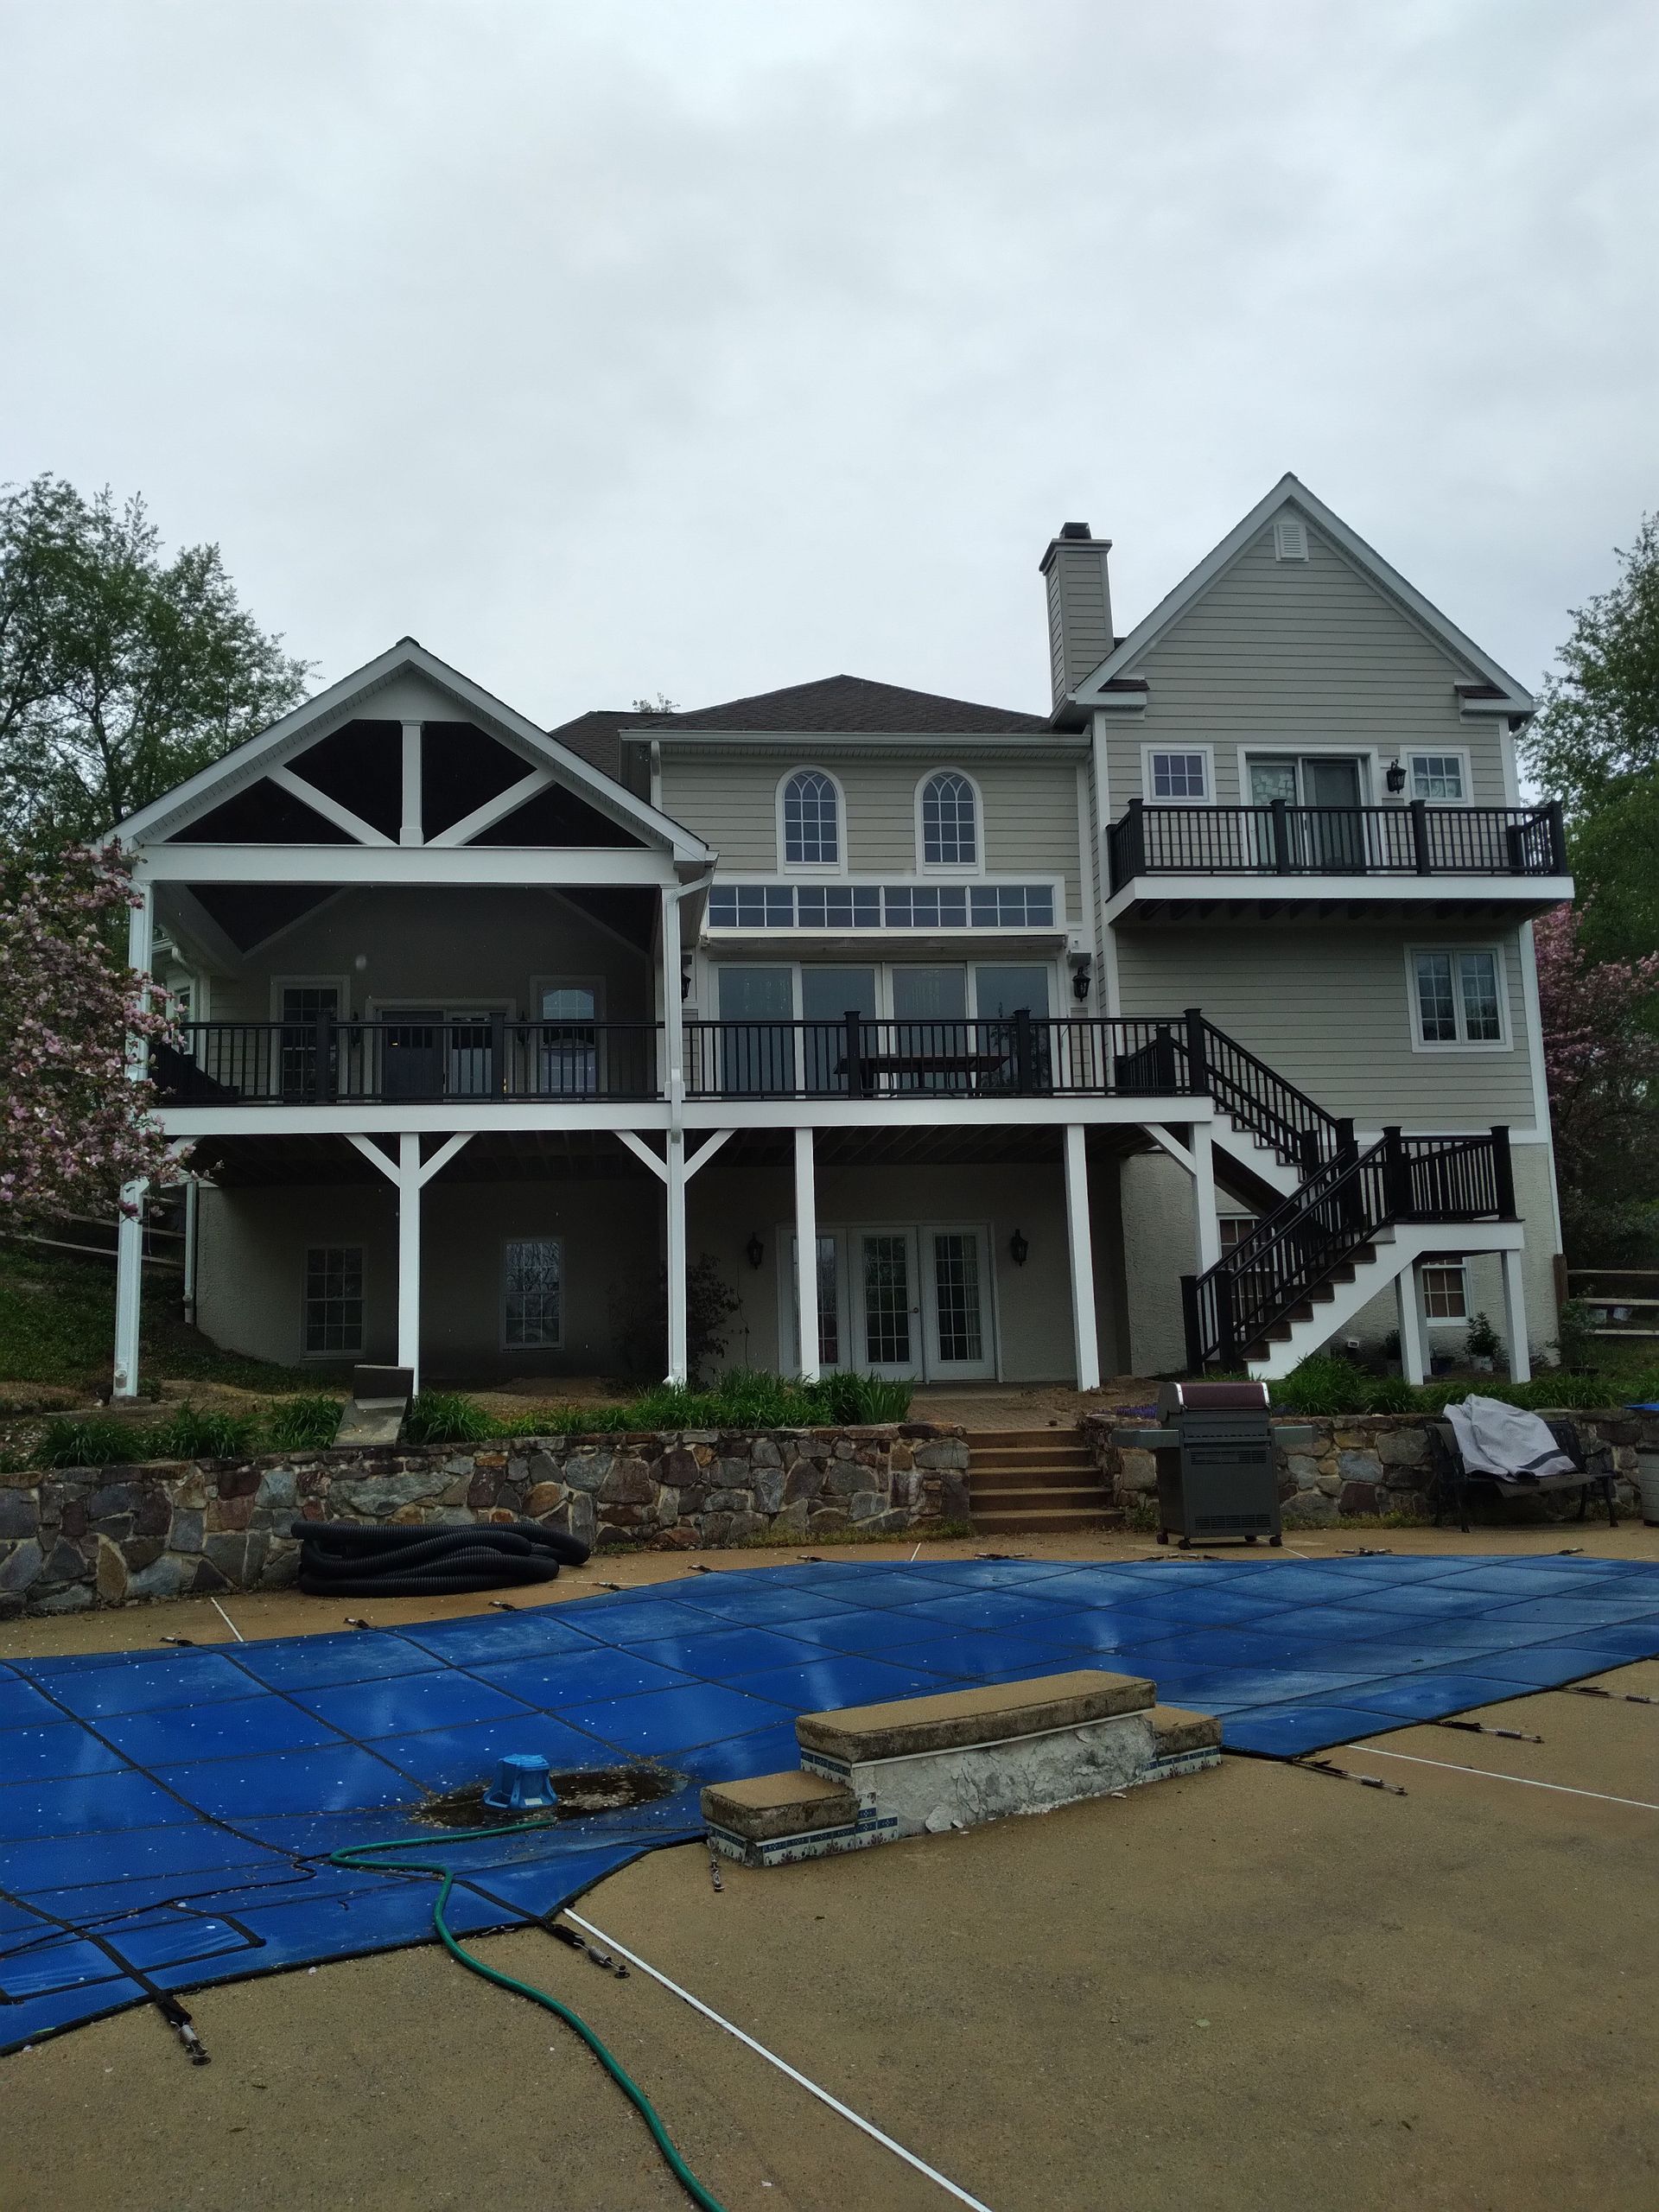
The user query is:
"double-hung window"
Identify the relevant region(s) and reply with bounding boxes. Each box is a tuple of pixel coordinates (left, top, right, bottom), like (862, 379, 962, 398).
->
(781, 770, 840, 868)
(304, 1246, 363, 1354)
(504, 1238, 563, 1349)
(1411, 948, 1504, 1046)
(1420, 1262, 1469, 1321)
(1147, 750, 1209, 801)
(1409, 753, 1466, 803)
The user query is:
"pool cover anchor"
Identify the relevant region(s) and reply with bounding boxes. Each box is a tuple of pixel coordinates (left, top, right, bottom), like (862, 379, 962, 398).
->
(1434, 1719, 1544, 1743)
(1569, 1684, 1659, 1707)
(1294, 1756, 1408, 1796)
(157, 1994, 210, 2066)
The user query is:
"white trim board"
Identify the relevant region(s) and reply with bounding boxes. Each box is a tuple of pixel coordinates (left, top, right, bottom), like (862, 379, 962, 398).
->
(1101, 874, 1572, 925)
(135, 845, 684, 888)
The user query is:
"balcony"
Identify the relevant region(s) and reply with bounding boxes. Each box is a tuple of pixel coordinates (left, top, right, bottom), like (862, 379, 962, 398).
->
(1104, 799, 1570, 922)
(152, 1014, 1209, 1111)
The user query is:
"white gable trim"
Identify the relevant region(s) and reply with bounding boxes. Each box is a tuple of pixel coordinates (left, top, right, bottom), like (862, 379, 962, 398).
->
(1070, 475, 1535, 715)
(106, 639, 712, 864)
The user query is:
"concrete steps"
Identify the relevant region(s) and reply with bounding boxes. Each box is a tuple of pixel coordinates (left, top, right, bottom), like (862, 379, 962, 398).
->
(967, 1428, 1117, 1534)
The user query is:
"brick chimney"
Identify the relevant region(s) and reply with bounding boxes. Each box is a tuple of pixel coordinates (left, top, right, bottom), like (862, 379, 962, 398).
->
(1039, 522, 1113, 711)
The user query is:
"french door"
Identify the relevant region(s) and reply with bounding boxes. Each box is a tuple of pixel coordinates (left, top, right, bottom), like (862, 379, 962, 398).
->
(783, 1224, 995, 1380)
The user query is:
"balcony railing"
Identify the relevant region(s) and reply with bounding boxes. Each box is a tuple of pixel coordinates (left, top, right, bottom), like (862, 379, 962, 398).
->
(1107, 798, 1567, 891)
(683, 1015, 1205, 1102)
(152, 1019, 661, 1105)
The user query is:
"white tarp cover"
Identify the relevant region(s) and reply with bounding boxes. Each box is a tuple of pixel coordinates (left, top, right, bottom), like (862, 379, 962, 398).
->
(1446, 1394, 1578, 1483)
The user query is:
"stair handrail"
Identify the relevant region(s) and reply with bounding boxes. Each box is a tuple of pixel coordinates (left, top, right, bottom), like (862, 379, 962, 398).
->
(1180, 1125, 1515, 1369)
(1181, 1010, 1344, 1172)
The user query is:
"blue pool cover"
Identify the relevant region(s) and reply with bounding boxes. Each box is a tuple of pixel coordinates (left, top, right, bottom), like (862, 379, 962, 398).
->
(4, 1551, 1659, 2050)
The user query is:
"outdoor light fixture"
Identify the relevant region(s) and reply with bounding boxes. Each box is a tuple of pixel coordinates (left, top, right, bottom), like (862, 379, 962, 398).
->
(1385, 759, 1407, 795)
(1071, 961, 1092, 1003)
(746, 1233, 765, 1269)
(1010, 1229, 1029, 1266)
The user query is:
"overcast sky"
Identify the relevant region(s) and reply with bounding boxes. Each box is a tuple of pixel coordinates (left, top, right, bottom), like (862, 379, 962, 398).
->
(2, 1, 1655, 727)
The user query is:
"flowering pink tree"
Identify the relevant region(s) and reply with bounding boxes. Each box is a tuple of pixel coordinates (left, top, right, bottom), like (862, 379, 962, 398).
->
(1534, 903, 1659, 1254)
(0, 845, 180, 1220)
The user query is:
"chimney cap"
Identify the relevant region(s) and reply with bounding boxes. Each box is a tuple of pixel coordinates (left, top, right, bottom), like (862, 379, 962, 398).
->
(1060, 521, 1093, 539)
(1039, 524, 1112, 574)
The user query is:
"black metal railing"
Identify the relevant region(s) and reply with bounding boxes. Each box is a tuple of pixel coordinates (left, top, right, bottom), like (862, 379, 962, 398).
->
(1107, 798, 1567, 890)
(1181, 1124, 1516, 1368)
(683, 1015, 1209, 1101)
(153, 1020, 663, 1104)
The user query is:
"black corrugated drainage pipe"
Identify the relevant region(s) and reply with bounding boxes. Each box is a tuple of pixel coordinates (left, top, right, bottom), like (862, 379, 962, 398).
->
(290, 1517, 588, 1595)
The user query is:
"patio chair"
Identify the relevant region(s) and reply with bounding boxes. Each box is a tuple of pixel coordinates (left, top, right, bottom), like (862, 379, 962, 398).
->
(1428, 1414, 1619, 1534)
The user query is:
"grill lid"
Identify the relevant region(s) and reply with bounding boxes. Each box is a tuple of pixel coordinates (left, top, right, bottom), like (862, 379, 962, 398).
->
(1158, 1379, 1271, 1418)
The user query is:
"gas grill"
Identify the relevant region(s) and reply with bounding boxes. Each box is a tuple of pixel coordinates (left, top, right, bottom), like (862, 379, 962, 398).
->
(1114, 1381, 1310, 1549)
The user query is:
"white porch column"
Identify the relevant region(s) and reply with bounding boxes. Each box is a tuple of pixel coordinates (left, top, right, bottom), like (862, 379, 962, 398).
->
(111, 1180, 148, 1400)
(112, 882, 156, 1399)
(664, 1131, 688, 1385)
(399, 722, 423, 846)
(1063, 1123, 1101, 1392)
(1501, 1247, 1532, 1382)
(1190, 1121, 1222, 1274)
(397, 1133, 422, 1390)
(1395, 1262, 1427, 1386)
(660, 885, 684, 1111)
(794, 1126, 820, 1383)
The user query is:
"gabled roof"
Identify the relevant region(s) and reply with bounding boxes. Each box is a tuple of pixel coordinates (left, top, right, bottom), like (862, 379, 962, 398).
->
(1070, 474, 1536, 715)
(110, 639, 712, 862)
(640, 673, 1051, 734)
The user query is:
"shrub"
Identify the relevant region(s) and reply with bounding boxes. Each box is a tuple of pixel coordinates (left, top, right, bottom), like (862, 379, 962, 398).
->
(1465, 1311, 1503, 1362)
(266, 1395, 345, 1450)
(404, 1390, 499, 1445)
(35, 1415, 141, 1467)
(143, 1407, 259, 1459)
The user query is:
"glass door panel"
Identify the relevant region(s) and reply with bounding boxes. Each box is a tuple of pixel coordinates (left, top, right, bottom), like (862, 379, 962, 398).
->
(859, 1231, 921, 1377)
(799, 967, 876, 1095)
(890, 966, 969, 1094)
(717, 966, 795, 1095)
(1301, 758, 1364, 871)
(923, 1228, 995, 1379)
(974, 964, 1052, 1094)
(279, 984, 340, 1101)
(539, 986, 597, 1096)
(446, 1011, 493, 1097)
(787, 1233, 845, 1370)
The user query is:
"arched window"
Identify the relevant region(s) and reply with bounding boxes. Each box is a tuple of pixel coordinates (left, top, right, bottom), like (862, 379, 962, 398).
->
(781, 769, 840, 868)
(920, 771, 978, 867)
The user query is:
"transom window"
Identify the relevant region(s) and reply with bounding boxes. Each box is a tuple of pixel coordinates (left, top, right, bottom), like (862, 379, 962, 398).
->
(1148, 750, 1209, 801)
(1411, 947, 1504, 1046)
(1420, 1262, 1469, 1321)
(1409, 753, 1466, 802)
(304, 1246, 363, 1354)
(504, 1238, 563, 1349)
(781, 770, 840, 868)
(920, 772, 978, 867)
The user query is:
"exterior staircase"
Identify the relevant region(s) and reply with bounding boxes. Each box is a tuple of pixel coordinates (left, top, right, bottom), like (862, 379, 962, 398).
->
(967, 1430, 1118, 1535)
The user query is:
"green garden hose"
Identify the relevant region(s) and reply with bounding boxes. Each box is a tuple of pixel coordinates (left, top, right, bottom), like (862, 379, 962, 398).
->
(329, 1824, 730, 2212)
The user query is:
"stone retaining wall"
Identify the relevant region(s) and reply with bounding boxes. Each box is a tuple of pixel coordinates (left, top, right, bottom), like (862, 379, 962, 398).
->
(1082, 1409, 1656, 1526)
(0, 1425, 971, 1616)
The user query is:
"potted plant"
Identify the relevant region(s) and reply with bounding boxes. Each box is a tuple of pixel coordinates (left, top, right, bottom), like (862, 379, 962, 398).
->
(1465, 1311, 1503, 1374)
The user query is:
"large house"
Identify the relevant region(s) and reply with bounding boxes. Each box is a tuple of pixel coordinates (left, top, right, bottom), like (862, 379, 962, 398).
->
(107, 476, 1570, 1399)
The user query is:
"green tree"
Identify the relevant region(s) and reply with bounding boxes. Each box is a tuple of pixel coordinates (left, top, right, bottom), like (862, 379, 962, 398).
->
(0, 474, 310, 845)
(1522, 513, 1659, 823)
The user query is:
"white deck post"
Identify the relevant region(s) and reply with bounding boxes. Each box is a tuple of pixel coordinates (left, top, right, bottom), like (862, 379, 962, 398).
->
(112, 882, 156, 1400)
(660, 885, 683, 1112)
(664, 1132, 688, 1385)
(1501, 1247, 1532, 1382)
(1063, 1123, 1101, 1392)
(1395, 1262, 1427, 1386)
(111, 1181, 148, 1399)
(1191, 1121, 1222, 1273)
(397, 1133, 423, 1391)
(794, 1126, 820, 1382)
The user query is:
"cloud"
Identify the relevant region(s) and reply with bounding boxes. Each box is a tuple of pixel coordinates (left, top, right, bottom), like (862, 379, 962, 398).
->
(2, 0, 1654, 721)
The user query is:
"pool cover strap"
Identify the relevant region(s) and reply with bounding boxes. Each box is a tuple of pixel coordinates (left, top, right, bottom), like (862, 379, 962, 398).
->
(293, 1518, 589, 1596)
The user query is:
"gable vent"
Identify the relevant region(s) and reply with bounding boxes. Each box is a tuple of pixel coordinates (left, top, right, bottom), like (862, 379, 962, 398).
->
(1273, 518, 1308, 562)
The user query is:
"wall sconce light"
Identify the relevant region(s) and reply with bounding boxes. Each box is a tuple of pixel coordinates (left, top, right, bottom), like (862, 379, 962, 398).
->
(1385, 759, 1407, 795)
(1071, 961, 1092, 1004)
(746, 1232, 765, 1270)
(1009, 1228, 1029, 1266)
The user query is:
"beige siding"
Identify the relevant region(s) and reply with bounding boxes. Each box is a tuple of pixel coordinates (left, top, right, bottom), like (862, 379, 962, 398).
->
(1107, 519, 1512, 808)
(659, 756, 1083, 920)
(206, 887, 651, 1024)
(1114, 921, 1537, 1128)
